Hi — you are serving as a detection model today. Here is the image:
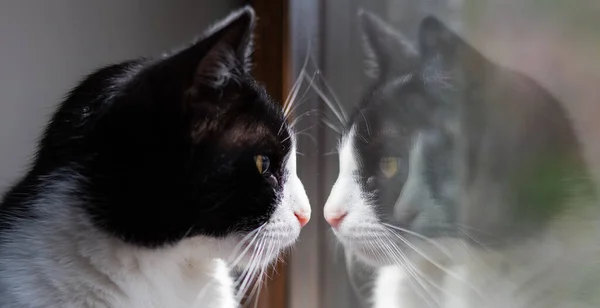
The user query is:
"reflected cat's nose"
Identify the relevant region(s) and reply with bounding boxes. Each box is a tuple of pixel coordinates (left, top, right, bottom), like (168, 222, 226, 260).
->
(325, 211, 347, 229)
(294, 211, 310, 228)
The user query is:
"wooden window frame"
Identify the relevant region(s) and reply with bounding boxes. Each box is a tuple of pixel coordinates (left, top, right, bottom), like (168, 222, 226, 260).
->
(245, 0, 325, 307)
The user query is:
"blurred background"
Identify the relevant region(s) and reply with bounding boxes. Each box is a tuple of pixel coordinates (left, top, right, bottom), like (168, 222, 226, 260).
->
(1, 1, 599, 308)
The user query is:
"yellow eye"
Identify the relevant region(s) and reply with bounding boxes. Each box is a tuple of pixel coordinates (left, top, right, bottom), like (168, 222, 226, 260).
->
(379, 157, 399, 179)
(254, 155, 271, 174)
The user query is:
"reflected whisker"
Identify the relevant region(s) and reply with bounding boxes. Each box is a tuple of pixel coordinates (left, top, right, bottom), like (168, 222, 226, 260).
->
(307, 54, 348, 122)
(381, 233, 444, 307)
(289, 109, 319, 129)
(294, 131, 318, 147)
(306, 72, 346, 126)
(384, 228, 483, 298)
(321, 118, 342, 134)
(383, 223, 453, 258)
(377, 235, 440, 308)
(323, 149, 338, 156)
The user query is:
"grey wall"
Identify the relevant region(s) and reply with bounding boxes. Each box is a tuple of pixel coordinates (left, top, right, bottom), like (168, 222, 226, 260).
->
(0, 0, 241, 191)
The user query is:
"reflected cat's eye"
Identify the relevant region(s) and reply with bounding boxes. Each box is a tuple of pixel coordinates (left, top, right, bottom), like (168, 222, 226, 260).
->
(379, 157, 399, 178)
(254, 155, 271, 174)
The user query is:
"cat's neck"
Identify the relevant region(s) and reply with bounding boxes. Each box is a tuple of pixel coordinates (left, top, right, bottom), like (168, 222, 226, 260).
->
(0, 173, 237, 308)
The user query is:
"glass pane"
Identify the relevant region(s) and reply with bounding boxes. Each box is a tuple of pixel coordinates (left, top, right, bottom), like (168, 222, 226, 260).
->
(313, 0, 600, 307)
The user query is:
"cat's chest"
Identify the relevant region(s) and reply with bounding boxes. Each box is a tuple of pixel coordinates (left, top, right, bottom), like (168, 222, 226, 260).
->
(0, 233, 237, 308)
(101, 258, 237, 308)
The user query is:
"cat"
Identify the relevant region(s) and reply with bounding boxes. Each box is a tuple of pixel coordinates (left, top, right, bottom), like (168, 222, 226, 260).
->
(0, 6, 310, 308)
(324, 10, 599, 308)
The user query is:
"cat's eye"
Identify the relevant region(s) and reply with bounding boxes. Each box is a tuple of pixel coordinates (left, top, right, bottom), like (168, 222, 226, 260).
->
(379, 157, 400, 179)
(254, 155, 271, 174)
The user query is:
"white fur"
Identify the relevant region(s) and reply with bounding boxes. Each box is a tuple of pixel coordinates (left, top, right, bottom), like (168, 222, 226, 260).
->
(0, 135, 310, 308)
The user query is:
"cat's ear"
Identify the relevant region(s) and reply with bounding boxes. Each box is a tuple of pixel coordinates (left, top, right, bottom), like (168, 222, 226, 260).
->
(418, 16, 487, 85)
(357, 9, 418, 79)
(164, 6, 255, 89)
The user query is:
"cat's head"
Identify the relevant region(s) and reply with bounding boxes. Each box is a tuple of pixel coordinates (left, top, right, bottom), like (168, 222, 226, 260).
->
(33, 7, 310, 268)
(324, 11, 587, 267)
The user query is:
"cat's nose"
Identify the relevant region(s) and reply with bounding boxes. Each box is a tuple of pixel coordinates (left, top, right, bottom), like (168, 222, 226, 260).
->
(325, 211, 347, 229)
(294, 211, 310, 228)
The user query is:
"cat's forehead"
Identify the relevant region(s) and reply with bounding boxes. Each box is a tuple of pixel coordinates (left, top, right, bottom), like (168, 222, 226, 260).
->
(351, 75, 437, 140)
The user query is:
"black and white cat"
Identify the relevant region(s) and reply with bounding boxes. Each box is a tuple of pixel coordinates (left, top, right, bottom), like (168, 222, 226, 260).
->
(0, 7, 310, 308)
(324, 10, 599, 308)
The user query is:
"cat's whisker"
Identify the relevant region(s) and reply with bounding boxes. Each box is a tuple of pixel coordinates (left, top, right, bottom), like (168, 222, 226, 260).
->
(242, 236, 276, 307)
(283, 35, 313, 116)
(279, 76, 305, 136)
(304, 108, 343, 132)
(294, 131, 318, 147)
(323, 149, 339, 156)
(289, 109, 319, 129)
(247, 240, 278, 307)
(282, 53, 310, 117)
(250, 269, 266, 308)
(458, 227, 489, 250)
(235, 235, 266, 299)
(306, 53, 348, 123)
(364, 236, 383, 263)
(384, 229, 483, 298)
(236, 238, 262, 287)
(321, 118, 342, 134)
(381, 233, 445, 306)
(182, 225, 195, 239)
(243, 265, 265, 308)
(281, 125, 315, 145)
(383, 223, 453, 258)
(228, 225, 266, 269)
(344, 251, 371, 307)
(313, 70, 348, 123)
(358, 108, 372, 137)
(229, 226, 263, 257)
(454, 223, 504, 246)
(286, 97, 314, 121)
(194, 279, 219, 306)
(375, 236, 440, 308)
(305, 72, 346, 126)
(288, 70, 319, 119)
(384, 229, 455, 277)
(371, 238, 428, 307)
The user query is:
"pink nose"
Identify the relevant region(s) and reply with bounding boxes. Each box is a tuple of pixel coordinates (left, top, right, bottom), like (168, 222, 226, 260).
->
(325, 212, 347, 229)
(294, 212, 310, 228)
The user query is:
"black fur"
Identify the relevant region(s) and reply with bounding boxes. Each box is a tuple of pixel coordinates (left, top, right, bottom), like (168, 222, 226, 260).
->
(0, 7, 293, 248)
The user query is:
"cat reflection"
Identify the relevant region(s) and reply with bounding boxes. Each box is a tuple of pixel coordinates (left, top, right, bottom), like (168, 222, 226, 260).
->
(324, 11, 599, 308)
